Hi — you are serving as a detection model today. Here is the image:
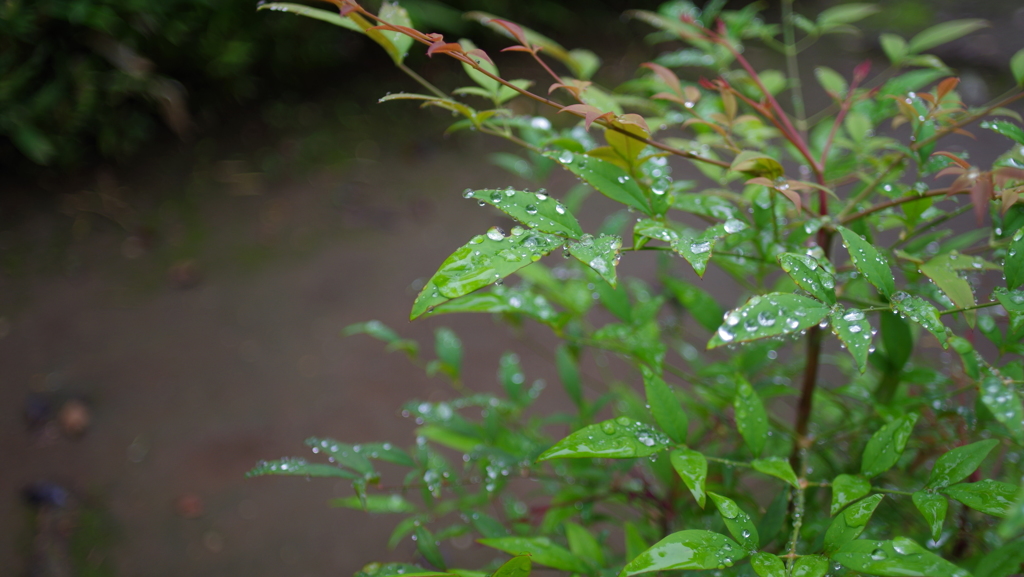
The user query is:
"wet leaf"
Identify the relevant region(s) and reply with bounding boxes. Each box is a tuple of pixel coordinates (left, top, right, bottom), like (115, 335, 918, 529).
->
(355, 563, 449, 577)
(927, 439, 999, 489)
(778, 253, 836, 305)
(993, 287, 1024, 313)
(378, 2, 413, 63)
(331, 494, 416, 513)
(351, 442, 416, 467)
(861, 413, 918, 478)
(344, 320, 419, 357)
(890, 292, 949, 345)
(1007, 228, 1024, 290)
(427, 286, 560, 326)
(942, 480, 1018, 517)
(411, 229, 563, 319)
(307, 438, 375, 476)
(708, 492, 759, 551)
(415, 526, 446, 570)
(979, 375, 1024, 444)
(752, 457, 799, 488)
(981, 120, 1024, 146)
(620, 530, 746, 576)
(258, 2, 363, 32)
(751, 552, 786, 577)
(537, 417, 672, 460)
(920, 253, 998, 327)
(912, 491, 948, 540)
(416, 425, 480, 453)
(708, 293, 830, 349)
(492, 555, 531, 577)
(824, 494, 885, 553)
(837, 226, 895, 298)
(546, 150, 652, 215)
(670, 193, 739, 220)
(908, 19, 988, 53)
(672, 220, 747, 277)
(670, 448, 708, 508)
(246, 457, 358, 479)
(731, 151, 784, 179)
(1000, 489, 1024, 538)
(568, 234, 622, 287)
(831, 474, 872, 515)
(434, 327, 462, 378)
(662, 277, 723, 333)
(793, 555, 829, 577)
(468, 188, 583, 239)
(974, 537, 1024, 577)
(565, 522, 604, 567)
(734, 377, 768, 456)
(478, 537, 589, 573)
(829, 307, 873, 373)
(642, 367, 688, 444)
(833, 537, 970, 577)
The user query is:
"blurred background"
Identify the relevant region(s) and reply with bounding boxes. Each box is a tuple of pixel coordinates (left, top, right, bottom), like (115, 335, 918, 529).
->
(1, 0, 1023, 575)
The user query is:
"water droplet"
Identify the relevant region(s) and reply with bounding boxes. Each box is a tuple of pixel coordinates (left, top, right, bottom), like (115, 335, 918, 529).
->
(487, 227, 505, 241)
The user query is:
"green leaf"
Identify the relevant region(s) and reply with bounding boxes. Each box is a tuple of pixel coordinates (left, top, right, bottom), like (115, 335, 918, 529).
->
(993, 287, 1024, 313)
(942, 480, 1019, 518)
(331, 494, 416, 513)
(352, 442, 416, 467)
(708, 492, 759, 551)
(498, 352, 525, 402)
(1000, 489, 1024, 538)
(824, 494, 885, 554)
(344, 320, 418, 356)
(670, 448, 708, 508)
(662, 277, 723, 333)
(565, 522, 604, 567)
(833, 537, 971, 577)
(356, 563, 449, 577)
(414, 526, 446, 570)
(880, 33, 908, 64)
(981, 120, 1024, 146)
(547, 150, 652, 215)
(890, 292, 949, 345)
(672, 221, 746, 277)
(411, 229, 563, 319)
(861, 414, 918, 478)
(538, 417, 672, 460)
(434, 327, 462, 378)
(908, 19, 988, 53)
(246, 458, 358, 479)
(912, 491, 948, 541)
(829, 308, 873, 373)
(880, 311, 913, 371)
(479, 537, 589, 573)
(1007, 228, 1024, 290)
(778, 253, 837, 305)
(837, 226, 895, 298)
(974, 538, 1024, 577)
(427, 286, 559, 325)
(378, 2, 414, 63)
(642, 368, 688, 444)
(1012, 49, 1024, 87)
(568, 234, 622, 287)
(927, 439, 999, 489)
(817, 3, 880, 28)
(458, 39, 499, 93)
(831, 474, 872, 515)
(620, 530, 747, 576)
(624, 522, 650, 563)
(793, 555, 829, 577)
(305, 438, 375, 476)
(555, 345, 584, 408)
(920, 253, 997, 328)
(416, 425, 480, 453)
(734, 377, 768, 455)
(492, 556, 531, 577)
(670, 193, 739, 220)
(815, 66, 848, 97)
(730, 151, 784, 179)
(979, 375, 1024, 444)
(468, 188, 583, 239)
(709, 293, 830, 349)
(751, 552, 786, 577)
(257, 3, 363, 32)
(752, 457, 799, 488)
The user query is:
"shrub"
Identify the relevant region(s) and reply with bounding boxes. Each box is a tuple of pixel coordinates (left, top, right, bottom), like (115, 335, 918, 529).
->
(250, 2, 1024, 577)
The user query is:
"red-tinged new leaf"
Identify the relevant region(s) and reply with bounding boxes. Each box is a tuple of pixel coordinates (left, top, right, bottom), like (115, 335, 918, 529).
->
(490, 18, 530, 47)
(642, 62, 682, 97)
(853, 60, 872, 83)
(936, 77, 959, 100)
(467, 48, 494, 65)
(501, 45, 534, 53)
(618, 113, 650, 133)
(427, 41, 463, 57)
(932, 151, 971, 169)
(970, 176, 994, 225)
(653, 92, 686, 105)
(560, 104, 612, 130)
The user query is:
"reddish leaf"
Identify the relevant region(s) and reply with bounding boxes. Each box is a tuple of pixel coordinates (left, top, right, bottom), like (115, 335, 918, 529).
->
(932, 151, 971, 169)
(937, 77, 960, 101)
(427, 41, 464, 57)
(853, 60, 872, 83)
(642, 62, 682, 97)
(467, 48, 494, 65)
(489, 18, 530, 47)
(970, 176, 993, 224)
(618, 113, 650, 134)
(501, 45, 534, 53)
(560, 104, 612, 130)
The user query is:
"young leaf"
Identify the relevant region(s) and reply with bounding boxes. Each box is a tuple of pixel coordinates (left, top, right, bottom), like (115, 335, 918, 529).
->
(829, 307, 873, 373)
(708, 492, 759, 551)
(974, 537, 1024, 577)
(926, 439, 1000, 489)
(642, 368, 689, 444)
(468, 188, 583, 239)
(306, 438, 375, 476)
(492, 556, 531, 577)
(833, 537, 970, 577)
(890, 292, 950, 345)
(752, 457, 799, 488)
(246, 458, 358, 479)
(411, 229, 563, 319)
(942, 479, 1018, 517)
(332, 494, 416, 513)
(837, 226, 895, 298)
(565, 522, 604, 567)
(709, 293, 830, 349)
(352, 442, 416, 467)
(537, 417, 672, 460)
(831, 474, 872, 515)
(815, 66, 848, 97)
(861, 413, 919, 478)
(546, 150, 652, 215)
(824, 494, 885, 554)
(257, 3, 363, 32)
(979, 375, 1024, 444)
(920, 253, 998, 328)
(568, 234, 622, 287)
(908, 19, 988, 53)
(620, 530, 747, 576)
(981, 120, 1024, 146)
(670, 448, 708, 508)
(750, 552, 786, 577)
(880, 33, 908, 64)
(793, 555, 829, 577)
(912, 491, 948, 541)
(1007, 228, 1024, 290)
(672, 220, 747, 277)
(778, 253, 837, 305)
(378, 2, 414, 63)
(730, 151, 784, 180)
(734, 378, 769, 456)
(478, 537, 589, 573)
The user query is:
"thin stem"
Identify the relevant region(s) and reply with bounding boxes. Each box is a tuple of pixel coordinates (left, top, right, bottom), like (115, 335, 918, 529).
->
(940, 301, 1000, 316)
(479, 125, 541, 152)
(706, 456, 753, 468)
(911, 91, 1024, 151)
(873, 487, 914, 496)
(781, 0, 807, 134)
(835, 156, 907, 220)
(786, 454, 806, 576)
(841, 188, 957, 224)
(892, 204, 973, 249)
(397, 62, 447, 99)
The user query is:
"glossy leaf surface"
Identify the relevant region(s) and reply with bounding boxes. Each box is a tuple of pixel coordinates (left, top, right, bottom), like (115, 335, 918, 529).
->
(890, 291, 949, 344)
(468, 188, 583, 239)
(833, 537, 970, 577)
(642, 368, 688, 444)
(708, 293, 829, 348)
(733, 378, 768, 455)
(927, 439, 999, 489)
(829, 307, 873, 373)
(750, 552, 786, 577)
(778, 252, 836, 305)
(620, 530, 746, 576)
(912, 491, 948, 540)
(709, 492, 759, 551)
(824, 493, 885, 553)
(492, 556, 531, 577)
(752, 457, 799, 488)
(547, 150, 653, 215)
(478, 537, 589, 573)
(861, 413, 919, 478)
(831, 474, 871, 515)
(246, 458, 358, 479)
(331, 494, 416, 513)
(670, 448, 708, 508)
(942, 479, 1018, 517)
(837, 226, 895, 298)
(538, 417, 672, 460)
(1007, 228, 1024, 290)
(568, 234, 622, 287)
(979, 375, 1024, 444)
